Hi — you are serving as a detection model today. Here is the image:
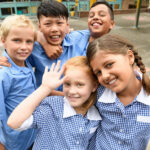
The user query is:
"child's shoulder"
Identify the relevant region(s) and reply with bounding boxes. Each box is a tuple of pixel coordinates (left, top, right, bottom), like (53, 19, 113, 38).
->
(36, 96, 64, 117)
(68, 29, 90, 37)
(0, 66, 11, 77)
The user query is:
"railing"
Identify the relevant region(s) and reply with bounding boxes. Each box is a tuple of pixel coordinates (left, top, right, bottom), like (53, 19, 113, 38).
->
(0, 0, 41, 19)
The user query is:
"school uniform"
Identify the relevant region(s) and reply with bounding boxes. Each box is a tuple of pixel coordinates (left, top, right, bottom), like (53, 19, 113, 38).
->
(0, 51, 37, 150)
(17, 96, 101, 150)
(89, 84, 150, 150)
(28, 30, 90, 90)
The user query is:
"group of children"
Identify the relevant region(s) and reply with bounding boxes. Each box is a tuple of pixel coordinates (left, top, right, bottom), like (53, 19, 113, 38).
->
(0, 0, 150, 150)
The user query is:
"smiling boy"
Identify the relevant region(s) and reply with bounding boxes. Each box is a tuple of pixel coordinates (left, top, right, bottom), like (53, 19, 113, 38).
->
(0, 15, 37, 150)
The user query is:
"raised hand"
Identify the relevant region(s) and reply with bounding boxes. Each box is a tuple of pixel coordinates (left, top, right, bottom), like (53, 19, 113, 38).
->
(42, 61, 64, 91)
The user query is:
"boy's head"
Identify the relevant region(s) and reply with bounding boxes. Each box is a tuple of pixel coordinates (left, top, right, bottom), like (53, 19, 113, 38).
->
(88, 0, 115, 40)
(0, 15, 36, 67)
(37, 0, 69, 45)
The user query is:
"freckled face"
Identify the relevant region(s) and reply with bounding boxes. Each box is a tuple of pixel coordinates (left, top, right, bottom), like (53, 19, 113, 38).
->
(63, 67, 96, 109)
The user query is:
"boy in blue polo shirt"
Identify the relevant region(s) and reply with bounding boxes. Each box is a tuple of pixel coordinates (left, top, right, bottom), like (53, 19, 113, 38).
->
(0, 15, 37, 150)
(28, 0, 89, 94)
(0, 0, 115, 96)
(35, 0, 115, 93)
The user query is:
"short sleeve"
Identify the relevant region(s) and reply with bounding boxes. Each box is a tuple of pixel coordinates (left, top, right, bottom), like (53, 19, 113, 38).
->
(31, 97, 54, 129)
(0, 70, 11, 120)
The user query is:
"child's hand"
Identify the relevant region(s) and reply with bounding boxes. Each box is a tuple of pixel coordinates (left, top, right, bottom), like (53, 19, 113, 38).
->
(0, 56, 11, 68)
(44, 45, 63, 59)
(37, 31, 63, 59)
(42, 61, 64, 91)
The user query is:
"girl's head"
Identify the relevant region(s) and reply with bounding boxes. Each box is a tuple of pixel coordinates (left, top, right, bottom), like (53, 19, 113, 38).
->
(63, 56, 98, 115)
(87, 34, 150, 95)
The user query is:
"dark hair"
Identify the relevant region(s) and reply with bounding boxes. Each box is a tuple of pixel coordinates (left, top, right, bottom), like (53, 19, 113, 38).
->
(37, 0, 68, 20)
(90, 0, 114, 20)
(87, 34, 150, 95)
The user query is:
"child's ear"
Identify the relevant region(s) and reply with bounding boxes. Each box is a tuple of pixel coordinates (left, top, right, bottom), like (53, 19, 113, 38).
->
(92, 82, 98, 92)
(1, 36, 6, 46)
(38, 22, 42, 32)
(110, 20, 115, 30)
(127, 50, 134, 65)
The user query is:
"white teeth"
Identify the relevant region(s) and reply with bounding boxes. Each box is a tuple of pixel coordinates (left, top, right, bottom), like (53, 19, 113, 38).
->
(93, 23, 100, 26)
(109, 79, 116, 85)
(51, 35, 59, 39)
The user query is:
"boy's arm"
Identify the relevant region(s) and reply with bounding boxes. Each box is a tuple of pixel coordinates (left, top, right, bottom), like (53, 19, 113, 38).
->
(7, 61, 64, 129)
(37, 31, 63, 59)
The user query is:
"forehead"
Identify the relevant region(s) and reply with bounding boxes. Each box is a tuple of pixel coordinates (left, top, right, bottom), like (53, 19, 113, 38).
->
(89, 4, 109, 14)
(65, 66, 88, 77)
(7, 26, 34, 38)
(39, 15, 67, 22)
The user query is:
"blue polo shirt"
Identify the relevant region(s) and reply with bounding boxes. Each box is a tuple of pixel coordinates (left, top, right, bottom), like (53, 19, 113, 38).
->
(89, 84, 150, 150)
(18, 96, 101, 150)
(29, 30, 90, 90)
(0, 51, 37, 150)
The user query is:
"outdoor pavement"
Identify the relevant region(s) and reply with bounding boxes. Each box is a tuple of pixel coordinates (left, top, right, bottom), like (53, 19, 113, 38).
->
(0, 12, 150, 149)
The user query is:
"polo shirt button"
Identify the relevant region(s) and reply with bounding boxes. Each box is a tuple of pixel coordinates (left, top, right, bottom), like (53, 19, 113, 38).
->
(118, 141, 121, 144)
(76, 141, 80, 145)
(119, 129, 123, 132)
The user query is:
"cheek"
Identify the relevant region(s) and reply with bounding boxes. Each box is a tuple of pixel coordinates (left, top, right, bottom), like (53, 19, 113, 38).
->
(29, 45, 34, 51)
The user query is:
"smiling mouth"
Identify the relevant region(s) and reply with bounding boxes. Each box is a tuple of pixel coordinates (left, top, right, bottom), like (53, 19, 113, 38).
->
(18, 52, 29, 56)
(92, 22, 102, 27)
(50, 35, 60, 39)
(108, 79, 117, 85)
(68, 96, 80, 101)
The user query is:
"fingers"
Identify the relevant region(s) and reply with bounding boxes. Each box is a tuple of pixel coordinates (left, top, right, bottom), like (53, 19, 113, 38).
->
(54, 61, 61, 72)
(49, 46, 63, 60)
(50, 61, 61, 72)
(44, 66, 48, 73)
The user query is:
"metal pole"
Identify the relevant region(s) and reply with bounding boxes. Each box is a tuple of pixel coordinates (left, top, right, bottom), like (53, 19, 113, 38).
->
(148, 0, 150, 12)
(135, 0, 142, 28)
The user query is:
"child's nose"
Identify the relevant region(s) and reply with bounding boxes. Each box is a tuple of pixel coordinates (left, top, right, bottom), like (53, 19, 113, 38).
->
(102, 70, 110, 81)
(21, 42, 28, 49)
(68, 86, 76, 94)
(93, 13, 100, 20)
(51, 24, 58, 31)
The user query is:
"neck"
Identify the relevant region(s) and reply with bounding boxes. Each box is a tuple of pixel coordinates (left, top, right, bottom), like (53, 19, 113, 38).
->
(117, 75, 142, 106)
(74, 107, 87, 116)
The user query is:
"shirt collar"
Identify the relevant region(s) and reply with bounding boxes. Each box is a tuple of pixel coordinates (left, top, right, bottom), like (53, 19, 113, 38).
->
(63, 97, 102, 120)
(3, 50, 32, 75)
(98, 71, 150, 106)
(62, 33, 73, 47)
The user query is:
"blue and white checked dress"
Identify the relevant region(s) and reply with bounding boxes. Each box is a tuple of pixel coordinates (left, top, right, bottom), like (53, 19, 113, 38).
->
(89, 85, 150, 150)
(18, 96, 101, 150)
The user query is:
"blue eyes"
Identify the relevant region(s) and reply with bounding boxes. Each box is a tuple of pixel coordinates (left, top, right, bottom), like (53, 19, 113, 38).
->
(95, 62, 113, 77)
